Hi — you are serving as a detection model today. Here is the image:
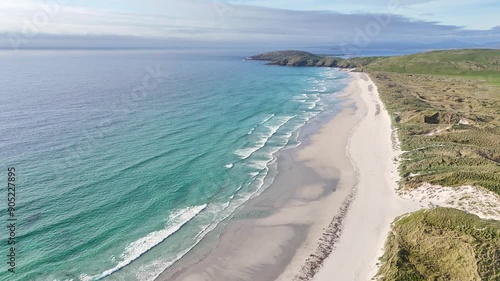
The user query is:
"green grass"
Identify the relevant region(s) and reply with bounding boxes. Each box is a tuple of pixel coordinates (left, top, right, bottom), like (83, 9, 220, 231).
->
(361, 49, 500, 87)
(462, 72, 500, 87)
(377, 208, 500, 281)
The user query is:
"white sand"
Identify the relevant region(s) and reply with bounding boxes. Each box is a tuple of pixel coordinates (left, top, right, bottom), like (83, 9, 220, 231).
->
(400, 183, 500, 221)
(313, 73, 421, 281)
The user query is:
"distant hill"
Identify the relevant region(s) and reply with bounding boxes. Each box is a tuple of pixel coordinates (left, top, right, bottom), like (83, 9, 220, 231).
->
(329, 40, 500, 53)
(249, 50, 381, 68)
(359, 49, 500, 86)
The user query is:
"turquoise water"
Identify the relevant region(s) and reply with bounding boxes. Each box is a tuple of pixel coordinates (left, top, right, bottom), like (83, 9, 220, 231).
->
(0, 50, 348, 280)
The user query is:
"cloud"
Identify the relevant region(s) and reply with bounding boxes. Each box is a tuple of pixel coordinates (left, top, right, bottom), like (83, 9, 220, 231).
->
(238, 0, 439, 9)
(0, 0, 499, 50)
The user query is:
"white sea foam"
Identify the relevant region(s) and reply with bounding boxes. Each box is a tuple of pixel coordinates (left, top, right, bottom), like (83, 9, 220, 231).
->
(305, 102, 317, 110)
(130, 221, 216, 281)
(235, 115, 294, 159)
(79, 274, 91, 281)
(227, 185, 244, 199)
(292, 95, 308, 103)
(248, 159, 270, 170)
(242, 95, 325, 169)
(302, 94, 321, 110)
(292, 94, 308, 101)
(131, 180, 270, 281)
(93, 204, 207, 280)
(247, 157, 278, 199)
(124, 120, 291, 281)
(259, 114, 275, 124)
(309, 93, 320, 99)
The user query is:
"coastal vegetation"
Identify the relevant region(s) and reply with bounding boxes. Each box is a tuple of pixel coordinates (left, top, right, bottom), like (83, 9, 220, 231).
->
(366, 62, 500, 194)
(377, 208, 500, 281)
(363, 50, 500, 281)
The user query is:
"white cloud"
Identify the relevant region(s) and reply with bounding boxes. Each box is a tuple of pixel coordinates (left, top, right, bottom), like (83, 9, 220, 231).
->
(224, 0, 499, 29)
(0, 0, 498, 49)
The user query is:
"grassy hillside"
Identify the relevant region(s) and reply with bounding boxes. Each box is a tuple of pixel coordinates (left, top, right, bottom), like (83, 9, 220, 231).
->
(377, 208, 500, 281)
(362, 50, 500, 194)
(361, 49, 500, 86)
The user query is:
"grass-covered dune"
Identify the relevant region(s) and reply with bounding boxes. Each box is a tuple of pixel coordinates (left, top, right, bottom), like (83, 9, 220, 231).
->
(370, 71, 500, 193)
(361, 50, 500, 281)
(364, 50, 500, 281)
(361, 50, 500, 194)
(377, 208, 500, 281)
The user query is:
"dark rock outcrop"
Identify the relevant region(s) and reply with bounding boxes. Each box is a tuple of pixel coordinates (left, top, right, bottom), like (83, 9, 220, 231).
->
(423, 112, 462, 124)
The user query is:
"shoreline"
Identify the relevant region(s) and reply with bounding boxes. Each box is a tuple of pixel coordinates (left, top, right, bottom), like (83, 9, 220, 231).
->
(155, 72, 365, 281)
(155, 71, 421, 281)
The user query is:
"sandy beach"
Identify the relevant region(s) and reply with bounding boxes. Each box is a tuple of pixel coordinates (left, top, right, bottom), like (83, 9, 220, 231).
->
(312, 73, 422, 281)
(156, 72, 419, 281)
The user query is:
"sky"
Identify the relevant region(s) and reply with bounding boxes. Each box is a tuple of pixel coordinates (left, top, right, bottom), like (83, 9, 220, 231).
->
(0, 0, 499, 49)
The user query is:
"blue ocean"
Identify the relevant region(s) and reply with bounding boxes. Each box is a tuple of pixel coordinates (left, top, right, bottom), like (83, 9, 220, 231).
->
(0, 49, 348, 280)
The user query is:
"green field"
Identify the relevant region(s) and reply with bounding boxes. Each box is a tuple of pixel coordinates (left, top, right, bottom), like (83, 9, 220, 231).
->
(361, 49, 500, 86)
